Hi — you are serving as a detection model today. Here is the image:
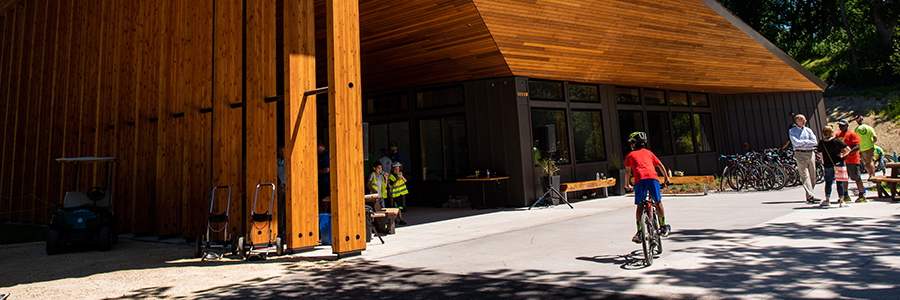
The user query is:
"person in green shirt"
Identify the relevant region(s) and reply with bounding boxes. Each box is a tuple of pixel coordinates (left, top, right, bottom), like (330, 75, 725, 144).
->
(854, 116, 878, 178)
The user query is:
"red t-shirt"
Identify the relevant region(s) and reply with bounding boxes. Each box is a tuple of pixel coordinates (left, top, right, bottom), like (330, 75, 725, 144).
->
(835, 130, 860, 164)
(625, 149, 661, 182)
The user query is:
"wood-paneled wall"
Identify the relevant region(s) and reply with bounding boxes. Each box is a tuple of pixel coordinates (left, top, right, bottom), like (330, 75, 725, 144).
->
(713, 91, 826, 157)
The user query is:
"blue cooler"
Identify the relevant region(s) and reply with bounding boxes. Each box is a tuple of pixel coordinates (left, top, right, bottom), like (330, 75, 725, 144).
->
(319, 213, 332, 245)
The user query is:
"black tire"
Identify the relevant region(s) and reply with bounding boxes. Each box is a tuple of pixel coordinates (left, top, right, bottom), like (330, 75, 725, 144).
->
(641, 213, 653, 266)
(724, 167, 743, 191)
(652, 213, 662, 255)
(98, 226, 111, 251)
(237, 237, 246, 260)
(758, 165, 776, 190)
(770, 165, 787, 190)
(815, 162, 825, 184)
(230, 235, 239, 255)
(46, 229, 61, 255)
(194, 236, 203, 258)
(275, 237, 283, 256)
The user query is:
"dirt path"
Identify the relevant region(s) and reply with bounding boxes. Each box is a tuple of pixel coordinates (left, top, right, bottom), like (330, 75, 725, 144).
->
(0, 239, 347, 299)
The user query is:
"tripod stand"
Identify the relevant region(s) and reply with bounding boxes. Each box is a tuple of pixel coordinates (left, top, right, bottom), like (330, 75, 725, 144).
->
(528, 185, 573, 210)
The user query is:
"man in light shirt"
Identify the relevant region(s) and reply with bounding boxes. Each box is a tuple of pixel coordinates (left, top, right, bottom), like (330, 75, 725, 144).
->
(790, 114, 821, 204)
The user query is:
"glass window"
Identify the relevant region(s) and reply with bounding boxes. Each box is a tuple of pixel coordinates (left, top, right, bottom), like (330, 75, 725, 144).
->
(531, 109, 570, 164)
(615, 87, 640, 105)
(571, 110, 606, 162)
(670, 91, 689, 106)
(618, 110, 644, 155)
(420, 116, 468, 181)
(691, 93, 710, 107)
(366, 93, 408, 115)
(646, 111, 673, 155)
(529, 80, 564, 101)
(416, 86, 464, 109)
(694, 113, 716, 152)
(644, 89, 666, 106)
(568, 83, 599, 102)
(673, 112, 695, 154)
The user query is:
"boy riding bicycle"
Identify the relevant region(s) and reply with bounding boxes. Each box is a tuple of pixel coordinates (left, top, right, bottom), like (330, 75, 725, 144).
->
(624, 132, 673, 243)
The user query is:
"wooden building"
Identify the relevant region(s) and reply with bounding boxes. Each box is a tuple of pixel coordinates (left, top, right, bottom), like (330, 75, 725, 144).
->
(0, 0, 824, 252)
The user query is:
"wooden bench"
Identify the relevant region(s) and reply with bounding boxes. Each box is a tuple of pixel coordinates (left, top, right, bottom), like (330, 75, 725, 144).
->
(560, 178, 617, 200)
(869, 175, 900, 202)
(631, 175, 716, 195)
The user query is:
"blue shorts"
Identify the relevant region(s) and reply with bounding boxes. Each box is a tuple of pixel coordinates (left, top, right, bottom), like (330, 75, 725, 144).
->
(634, 179, 662, 205)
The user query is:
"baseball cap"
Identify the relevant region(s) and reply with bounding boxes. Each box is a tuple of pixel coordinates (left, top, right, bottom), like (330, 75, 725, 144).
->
(390, 141, 398, 147)
(392, 162, 401, 168)
(854, 115, 864, 122)
(837, 119, 848, 126)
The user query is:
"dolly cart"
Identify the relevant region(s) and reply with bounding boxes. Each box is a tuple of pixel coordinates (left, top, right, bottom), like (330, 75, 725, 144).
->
(237, 183, 283, 260)
(194, 186, 238, 260)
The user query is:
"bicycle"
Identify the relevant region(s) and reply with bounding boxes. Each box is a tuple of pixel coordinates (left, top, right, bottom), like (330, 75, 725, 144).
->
(637, 184, 669, 266)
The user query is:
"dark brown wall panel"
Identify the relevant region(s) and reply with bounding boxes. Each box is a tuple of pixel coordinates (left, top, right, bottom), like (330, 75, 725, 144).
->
(114, 0, 137, 232)
(24, 0, 49, 223)
(95, 0, 120, 227)
(61, 0, 85, 197)
(0, 9, 14, 220)
(213, 0, 244, 237)
(133, 0, 161, 234)
(10, 4, 31, 221)
(182, 0, 213, 239)
(35, 0, 59, 223)
(18, 0, 38, 222)
(155, 0, 185, 236)
(77, 0, 102, 190)
(245, 0, 277, 245)
(47, 0, 72, 210)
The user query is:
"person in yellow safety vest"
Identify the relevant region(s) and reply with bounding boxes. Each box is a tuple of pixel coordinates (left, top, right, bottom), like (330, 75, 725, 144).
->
(388, 162, 408, 225)
(368, 162, 388, 209)
(874, 145, 887, 176)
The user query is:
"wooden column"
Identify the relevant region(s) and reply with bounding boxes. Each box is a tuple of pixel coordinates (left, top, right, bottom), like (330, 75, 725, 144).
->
(47, 0, 73, 213)
(114, 0, 137, 233)
(0, 9, 14, 220)
(245, 0, 278, 245)
(326, 0, 365, 255)
(213, 0, 244, 238)
(26, 0, 50, 223)
(283, 0, 318, 250)
(182, 0, 214, 239)
(35, 0, 61, 223)
(133, 0, 162, 234)
(155, 0, 185, 236)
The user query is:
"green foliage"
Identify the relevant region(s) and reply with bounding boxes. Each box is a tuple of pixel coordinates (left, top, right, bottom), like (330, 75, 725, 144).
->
(538, 158, 559, 177)
(879, 93, 900, 122)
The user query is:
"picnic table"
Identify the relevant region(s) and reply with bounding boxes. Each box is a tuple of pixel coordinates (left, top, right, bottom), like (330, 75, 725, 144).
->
(870, 162, 900, 202)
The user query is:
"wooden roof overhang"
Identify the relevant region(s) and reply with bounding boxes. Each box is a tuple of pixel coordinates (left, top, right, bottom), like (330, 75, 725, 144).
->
(313, 0, 824, 94)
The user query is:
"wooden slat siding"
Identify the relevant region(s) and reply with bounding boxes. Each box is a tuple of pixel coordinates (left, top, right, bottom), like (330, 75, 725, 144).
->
(35, 0, 59, 223)
(154, 0, 184, 236)
(326, 0, 365, 254)
(20, 0, 40, 222)
(133, 0, 161, 234)
(310, 0, 510, 93)
(283, 0, 318, 250)
(61, 0, 84, 198)
(471, 0, 820, 95)
(114, 0, 137, 232)
(245, 0, 277, 245)
(24, 0, 49, 223)
(75, 0, 102, 194)
(95, 0, 119, 225)
(213, 0, 244, 237)
(0, 10, 12, 219)
(10, 4, 32, 221)
(182, 0, 213, 239)
(47, 0, 71, 210)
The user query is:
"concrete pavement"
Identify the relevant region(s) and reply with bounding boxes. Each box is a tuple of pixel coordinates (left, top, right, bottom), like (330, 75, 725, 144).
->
(290, 182, 900, 299)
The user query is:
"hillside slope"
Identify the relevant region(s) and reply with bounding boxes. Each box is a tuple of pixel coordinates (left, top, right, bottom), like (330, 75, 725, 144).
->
(825, 91, 899, 156)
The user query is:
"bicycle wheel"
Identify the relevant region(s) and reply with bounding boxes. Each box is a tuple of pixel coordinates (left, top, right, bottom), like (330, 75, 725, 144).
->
(758, 165, 776, 190)
(748, 166, 769, 191)
(641, 212, 653, 266)
(724, 166, 743, 191)
(651, 211, 662, 255)
(815, 162, 825, 184)
(769, 164, 787, 190)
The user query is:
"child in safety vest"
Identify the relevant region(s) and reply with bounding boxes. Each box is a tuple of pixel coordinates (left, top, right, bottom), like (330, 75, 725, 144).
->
(368, 163, 388, 209)
(387, 162, 408, 225)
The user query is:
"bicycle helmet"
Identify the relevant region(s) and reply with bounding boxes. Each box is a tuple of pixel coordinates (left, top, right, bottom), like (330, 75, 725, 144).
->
(628, 131, 647, 143)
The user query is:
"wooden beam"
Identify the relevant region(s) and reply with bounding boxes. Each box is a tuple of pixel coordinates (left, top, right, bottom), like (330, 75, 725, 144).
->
(283, 0, 318, 250)
(182, 0, 214, 239)
(114, 0, 137, 233)
(245, 0, 278, 245)
(326, 0, 365, 255)
(213, 0, 244, 238)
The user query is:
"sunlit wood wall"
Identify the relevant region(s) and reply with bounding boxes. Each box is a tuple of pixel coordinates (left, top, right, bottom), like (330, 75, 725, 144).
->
(0, 0, 285, 239)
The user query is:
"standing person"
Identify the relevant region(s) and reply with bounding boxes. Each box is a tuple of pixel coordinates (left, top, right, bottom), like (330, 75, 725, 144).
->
(387, 162, 407, 224)
(318, 141, 331, 212)
(790, 114, 821, 204)
(836, 119, 865, 203)
(623, 132, 672, 244)
(378, 148, 392, 174)
(389, 141, 404, 169)
(854, 115, 878, 179)
(874, 145, 887, 176)
(368, 162, 388, 209)
(816, 125, 850, 208)
(277, 145, 287, 236)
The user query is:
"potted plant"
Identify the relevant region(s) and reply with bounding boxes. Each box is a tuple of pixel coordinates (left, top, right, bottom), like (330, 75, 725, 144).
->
(608, 153, 627, 195)
(538, 158, 561, 204)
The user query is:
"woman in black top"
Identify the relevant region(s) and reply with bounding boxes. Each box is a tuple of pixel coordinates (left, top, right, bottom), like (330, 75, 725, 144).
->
(817, 125, 851, 207)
